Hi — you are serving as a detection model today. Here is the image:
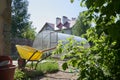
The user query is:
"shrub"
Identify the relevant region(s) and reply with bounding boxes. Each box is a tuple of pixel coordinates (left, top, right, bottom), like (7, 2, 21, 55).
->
(14, 68, 25, 80)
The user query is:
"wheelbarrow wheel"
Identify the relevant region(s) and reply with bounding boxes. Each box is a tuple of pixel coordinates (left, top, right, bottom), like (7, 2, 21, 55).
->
(18, 58, 26, 69)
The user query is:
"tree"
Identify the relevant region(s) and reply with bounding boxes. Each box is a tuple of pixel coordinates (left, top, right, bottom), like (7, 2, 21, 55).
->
(80, 0, 120, 79)
(72, 12, 90, 37)
(0, 0, 11, 55)
(21, 22, 36, 40)
(11, 0, 36, 40)
(53, 0, 120, 79)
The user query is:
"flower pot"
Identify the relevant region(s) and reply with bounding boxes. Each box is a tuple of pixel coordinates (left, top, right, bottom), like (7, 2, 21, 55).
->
(0, 56, 16, 80)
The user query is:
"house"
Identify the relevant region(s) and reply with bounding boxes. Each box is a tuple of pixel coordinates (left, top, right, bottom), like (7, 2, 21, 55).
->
(39, 16, 76, 34)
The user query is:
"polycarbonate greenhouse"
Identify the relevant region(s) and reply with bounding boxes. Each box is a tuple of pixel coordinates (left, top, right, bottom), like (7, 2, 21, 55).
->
(33, 30, 89, 50)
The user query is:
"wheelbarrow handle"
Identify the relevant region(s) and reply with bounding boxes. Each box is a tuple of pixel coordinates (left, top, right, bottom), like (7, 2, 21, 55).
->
(41, 47, 56, 52)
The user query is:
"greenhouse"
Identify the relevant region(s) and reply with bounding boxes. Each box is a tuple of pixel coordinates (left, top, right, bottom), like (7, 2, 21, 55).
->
(33, 30, 89, 50)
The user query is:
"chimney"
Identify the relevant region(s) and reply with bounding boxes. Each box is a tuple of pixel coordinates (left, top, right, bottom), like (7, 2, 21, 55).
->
(56, 17, 61, 26)
(62, 16, 69, 24)
(56, 17, 63, 29)
(63, 16, 70, 28)
(72, 17, 76, 21)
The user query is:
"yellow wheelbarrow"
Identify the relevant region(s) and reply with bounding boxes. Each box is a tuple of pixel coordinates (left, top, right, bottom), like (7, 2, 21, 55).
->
(16, 45, 55, 69)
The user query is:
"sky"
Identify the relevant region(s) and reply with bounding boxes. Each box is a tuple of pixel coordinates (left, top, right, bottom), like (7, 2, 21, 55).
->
(28, 0, 86, 33)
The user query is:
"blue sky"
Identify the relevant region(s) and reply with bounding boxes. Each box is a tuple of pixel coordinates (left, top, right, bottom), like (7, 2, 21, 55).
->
(28, 0, 86, 32)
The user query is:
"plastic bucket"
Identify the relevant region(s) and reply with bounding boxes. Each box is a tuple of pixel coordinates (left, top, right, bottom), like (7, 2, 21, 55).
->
(0, 56, 16, 80)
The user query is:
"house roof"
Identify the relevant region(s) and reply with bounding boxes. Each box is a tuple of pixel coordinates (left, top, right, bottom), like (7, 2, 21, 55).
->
(47, 22, 54, 28)
(39, 22, 54, 33)
(54, 20, 76, 31)
(63, 21, 70, 28)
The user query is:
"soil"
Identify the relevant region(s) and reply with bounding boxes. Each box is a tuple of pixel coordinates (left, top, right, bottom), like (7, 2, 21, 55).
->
(38, 60, 79, 80)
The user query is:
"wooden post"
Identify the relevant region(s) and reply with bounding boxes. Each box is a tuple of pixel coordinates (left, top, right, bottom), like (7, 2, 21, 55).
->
(0, 0, 11, 55)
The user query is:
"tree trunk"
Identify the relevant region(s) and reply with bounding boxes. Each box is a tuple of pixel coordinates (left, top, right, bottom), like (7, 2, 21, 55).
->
(0, 0, 11, 56)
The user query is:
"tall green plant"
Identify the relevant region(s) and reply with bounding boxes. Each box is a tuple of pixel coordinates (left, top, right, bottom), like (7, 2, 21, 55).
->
(72, 12, 90, 37)
(80, 0, 120, 79)
(52, 0, 120, 79)
(21, 22, 36, 40)
(11, 0, 36, 40)
(53, 34, 116, 79)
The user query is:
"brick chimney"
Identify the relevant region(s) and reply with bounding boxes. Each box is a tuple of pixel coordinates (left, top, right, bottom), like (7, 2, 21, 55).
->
(62, 16, 69, 24)
(62, 16, 70, 28)
(56, 17, 62, 29)
(56, 17, 61, 26)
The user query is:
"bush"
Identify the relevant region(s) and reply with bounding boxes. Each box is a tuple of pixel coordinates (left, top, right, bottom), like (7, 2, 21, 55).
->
(14, 68, 25, 80)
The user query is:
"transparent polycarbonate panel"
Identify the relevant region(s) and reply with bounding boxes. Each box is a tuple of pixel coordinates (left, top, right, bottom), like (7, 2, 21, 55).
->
(33, 30, 58, 50)
(33, 30, 89, 50)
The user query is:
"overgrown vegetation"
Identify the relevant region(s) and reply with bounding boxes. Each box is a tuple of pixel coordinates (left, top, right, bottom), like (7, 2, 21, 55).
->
(52, 0, 120, 80)
(14, 61, 59, 80)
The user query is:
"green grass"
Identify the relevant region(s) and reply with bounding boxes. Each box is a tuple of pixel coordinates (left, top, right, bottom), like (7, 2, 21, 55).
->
(14, 61, 59, 80)
(26, 61, 59, 73)
(36, 61, 59, 73)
